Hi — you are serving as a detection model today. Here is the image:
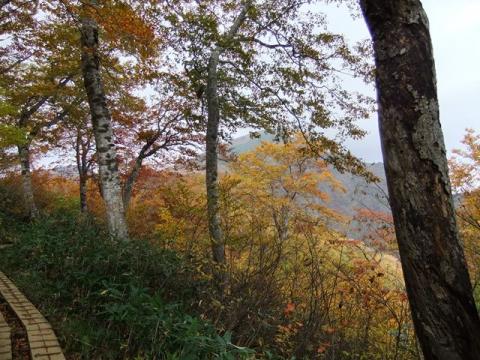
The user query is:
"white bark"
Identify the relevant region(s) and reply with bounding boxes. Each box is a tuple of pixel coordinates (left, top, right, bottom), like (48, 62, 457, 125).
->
(80, 2, 128, 239)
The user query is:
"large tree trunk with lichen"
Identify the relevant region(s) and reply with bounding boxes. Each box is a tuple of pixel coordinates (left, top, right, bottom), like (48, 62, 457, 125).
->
(17, 143, 38, 219)
(360, 1, 480, 359)
(79, 2, 128, 240)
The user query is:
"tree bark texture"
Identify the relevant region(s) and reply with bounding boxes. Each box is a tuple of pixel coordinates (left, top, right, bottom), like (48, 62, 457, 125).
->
(80, 3, 128, 240)
(17, 143, 38, 219)
(360, 1, 480, 359)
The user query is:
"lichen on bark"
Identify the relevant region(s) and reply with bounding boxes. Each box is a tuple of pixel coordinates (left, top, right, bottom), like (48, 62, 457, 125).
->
(360, 0, 480, 358)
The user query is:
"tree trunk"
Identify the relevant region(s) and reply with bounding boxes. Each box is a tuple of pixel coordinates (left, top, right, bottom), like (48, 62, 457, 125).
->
(205, 48, 225, 265)
(79, 2, 128, 240)
(205, 2, 251, 266)
(360, 1, 480, 359)
(17, 143, 38, 219)
(75, 131, 88, 213)
(79, 174, 87, 213)
(273, 205, 290, 243)
(123, 157, 143, 210)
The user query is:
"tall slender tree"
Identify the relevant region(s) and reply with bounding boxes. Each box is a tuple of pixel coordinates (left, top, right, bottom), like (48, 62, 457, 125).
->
(205, 1, 252, 265)
(14, 75, 73, 219)
(360, 1, 480, 358)
(165, 0, 374, 268)
(1, 4, 77, 219)
(79, 1, 128, 239)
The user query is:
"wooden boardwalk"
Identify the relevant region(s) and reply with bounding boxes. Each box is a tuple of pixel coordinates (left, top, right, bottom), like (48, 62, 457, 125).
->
(0, 311, 11, 360)
(0, 272, 65, 360)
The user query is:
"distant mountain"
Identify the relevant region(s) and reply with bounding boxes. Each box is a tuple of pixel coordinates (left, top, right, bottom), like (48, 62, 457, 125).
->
(227, 132, 391, 219)
(327, 162, 389, 216)
(49, 133, 392, 239)
(229, 132, 277, 154)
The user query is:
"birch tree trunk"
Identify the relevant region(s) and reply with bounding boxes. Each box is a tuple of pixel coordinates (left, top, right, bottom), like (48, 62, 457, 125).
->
(17, 143, 38, 219)
(79, 2, 128, 240)
(360, 1, 480, 358)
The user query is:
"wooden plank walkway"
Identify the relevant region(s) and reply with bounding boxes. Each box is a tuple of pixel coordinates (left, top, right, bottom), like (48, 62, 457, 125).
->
(0, 272, 65, 360)
(0, 311, 11, 360)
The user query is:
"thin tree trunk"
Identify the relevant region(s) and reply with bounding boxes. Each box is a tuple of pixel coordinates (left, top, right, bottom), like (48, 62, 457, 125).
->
(205, 48, 225, 264)
(123, 128, 166, 210)
(123, 157, 143, 210)
(273, 205, 290, 243)
(14, 77, 71, 220)
(17, 143, 38, 219)
(75, 131, 88, 213)
(79, 1, 128, 240)
(79, 175, 88, 213)
(360, 1, 480, 359)
(205, 2, 251, 265)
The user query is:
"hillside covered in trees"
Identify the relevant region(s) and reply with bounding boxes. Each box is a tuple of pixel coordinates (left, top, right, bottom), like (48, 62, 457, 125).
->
(0, 0, 479, 359)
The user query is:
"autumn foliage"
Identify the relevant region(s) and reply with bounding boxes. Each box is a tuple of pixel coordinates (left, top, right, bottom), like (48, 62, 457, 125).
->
(0, 136, 423, 359)
(1, 0, 479, 358)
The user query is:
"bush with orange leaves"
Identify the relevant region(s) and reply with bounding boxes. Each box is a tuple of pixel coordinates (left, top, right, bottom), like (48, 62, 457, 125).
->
(449, 129, 480, 303)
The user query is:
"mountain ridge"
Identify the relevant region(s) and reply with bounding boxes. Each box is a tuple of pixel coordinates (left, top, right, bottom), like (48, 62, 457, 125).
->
(228, 132, 390, 219)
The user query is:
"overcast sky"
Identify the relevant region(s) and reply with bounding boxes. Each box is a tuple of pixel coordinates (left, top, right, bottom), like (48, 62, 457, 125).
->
(327, 0, 480, 162)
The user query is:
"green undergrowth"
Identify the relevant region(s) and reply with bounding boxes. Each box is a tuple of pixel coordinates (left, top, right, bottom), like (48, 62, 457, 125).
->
(0, 204, 253, 359)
